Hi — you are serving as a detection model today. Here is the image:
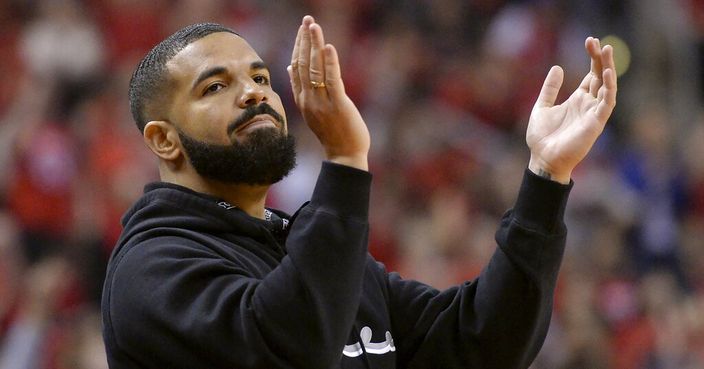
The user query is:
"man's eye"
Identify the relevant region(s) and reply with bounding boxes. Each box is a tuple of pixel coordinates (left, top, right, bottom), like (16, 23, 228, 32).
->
(253, 75, 270, 85)
(204, 83, 225, 95)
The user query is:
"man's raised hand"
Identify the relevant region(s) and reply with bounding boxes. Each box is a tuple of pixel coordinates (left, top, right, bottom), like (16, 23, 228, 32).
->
(288, 15, 370, 171)
(526, 37, 617, 184)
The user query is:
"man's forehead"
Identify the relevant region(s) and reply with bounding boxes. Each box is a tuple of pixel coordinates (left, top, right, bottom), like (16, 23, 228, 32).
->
(167, 32, 262, 75)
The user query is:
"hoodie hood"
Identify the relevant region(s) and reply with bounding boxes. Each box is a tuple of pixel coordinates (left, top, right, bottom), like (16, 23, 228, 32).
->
(116, 182, 290, 259)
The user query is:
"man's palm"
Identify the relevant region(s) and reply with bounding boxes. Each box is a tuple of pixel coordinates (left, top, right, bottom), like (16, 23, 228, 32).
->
(526, 38, 617, 183)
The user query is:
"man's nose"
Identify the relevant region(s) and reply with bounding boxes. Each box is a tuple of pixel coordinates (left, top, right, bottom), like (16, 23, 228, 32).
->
(238, 82, 268, 107)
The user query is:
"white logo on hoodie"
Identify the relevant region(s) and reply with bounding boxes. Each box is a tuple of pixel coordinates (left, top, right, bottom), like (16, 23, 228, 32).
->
(342, 326, 395, 358)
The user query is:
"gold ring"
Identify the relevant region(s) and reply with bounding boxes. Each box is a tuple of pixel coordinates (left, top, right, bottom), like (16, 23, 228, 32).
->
(310, 81, 326, 88)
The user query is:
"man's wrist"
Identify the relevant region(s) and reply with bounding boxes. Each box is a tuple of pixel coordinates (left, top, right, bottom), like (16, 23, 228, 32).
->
(528, 158, 571, 185)
(326, 154, 368, 171)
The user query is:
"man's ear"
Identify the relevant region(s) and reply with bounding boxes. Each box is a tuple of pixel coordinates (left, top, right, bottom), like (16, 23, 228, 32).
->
(143, 121, 182, 161)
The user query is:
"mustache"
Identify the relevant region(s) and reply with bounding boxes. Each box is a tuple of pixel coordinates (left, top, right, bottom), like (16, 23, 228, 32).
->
(227, 103, 285, 136)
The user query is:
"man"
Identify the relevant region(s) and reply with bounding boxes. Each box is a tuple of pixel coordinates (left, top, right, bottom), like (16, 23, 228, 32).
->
(101, 15, 616, 369)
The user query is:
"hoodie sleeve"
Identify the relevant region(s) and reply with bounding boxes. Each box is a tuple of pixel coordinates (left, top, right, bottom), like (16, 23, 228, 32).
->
(253, 161, 372, 365)
(387, 169, 571, 369)
(103, 162, 371, 369)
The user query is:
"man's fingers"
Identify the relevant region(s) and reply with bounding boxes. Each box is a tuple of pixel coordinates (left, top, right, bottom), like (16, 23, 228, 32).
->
(601, 44, 616, 75)
(594, 67, 617, 123)
(309, 23, 326, 90)
(586, 37, 603, 75)
(535, 65, 564, 108)
(324, 44, 344, 99)
(291, 23, 302, 67)
(593, 44, 616, 122)
(587, 37, 603, 97)
(290, 15, 347, 104)
(297, 16, 314, 86)
(287, 65, 300, 104)
(289, 24, 304, 96)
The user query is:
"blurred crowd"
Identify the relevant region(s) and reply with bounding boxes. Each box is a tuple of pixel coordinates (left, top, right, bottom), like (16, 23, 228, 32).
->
(0, 0, 703, 368)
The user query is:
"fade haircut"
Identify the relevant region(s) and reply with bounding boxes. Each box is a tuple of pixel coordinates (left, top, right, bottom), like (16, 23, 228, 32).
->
(129, 23, 238, 132)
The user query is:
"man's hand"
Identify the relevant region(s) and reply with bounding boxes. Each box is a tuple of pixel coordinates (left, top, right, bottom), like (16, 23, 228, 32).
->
(288, 16, 370, 171)
(526, 37, 617, 184)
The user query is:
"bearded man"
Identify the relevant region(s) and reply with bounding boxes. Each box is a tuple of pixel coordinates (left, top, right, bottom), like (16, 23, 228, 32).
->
(101, 15, 616, 369)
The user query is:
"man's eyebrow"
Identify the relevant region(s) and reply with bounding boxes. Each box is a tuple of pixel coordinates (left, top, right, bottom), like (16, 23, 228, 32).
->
(251, 61, 269, 72)
(191, 62, 268, 90)
(192, 66, 227, 90)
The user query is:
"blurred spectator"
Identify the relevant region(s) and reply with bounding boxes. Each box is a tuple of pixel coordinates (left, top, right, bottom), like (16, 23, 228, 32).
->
(616, 106, 690, 288)
(20, 0, 105, 118)
(0, 256, 81, 369)
(21, 0, 103, 79)
(91, 0, 166, 68)
(0, 212, 24, 341)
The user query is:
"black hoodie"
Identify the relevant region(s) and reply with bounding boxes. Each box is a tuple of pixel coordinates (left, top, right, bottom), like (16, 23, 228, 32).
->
(102, 162, 571, 369)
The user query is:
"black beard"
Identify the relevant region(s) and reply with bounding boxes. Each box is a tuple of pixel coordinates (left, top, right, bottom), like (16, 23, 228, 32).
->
(178, 127, 297, 186)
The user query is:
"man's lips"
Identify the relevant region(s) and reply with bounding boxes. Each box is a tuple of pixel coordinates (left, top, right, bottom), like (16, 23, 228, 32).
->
(233, 115, 278, 134)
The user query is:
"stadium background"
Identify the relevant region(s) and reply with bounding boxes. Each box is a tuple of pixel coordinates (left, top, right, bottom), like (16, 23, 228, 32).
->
(0, 0, 703, 367)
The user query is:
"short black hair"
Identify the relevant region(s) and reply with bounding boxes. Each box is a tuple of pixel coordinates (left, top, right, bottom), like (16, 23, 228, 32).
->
(129, 23, 238, 132)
